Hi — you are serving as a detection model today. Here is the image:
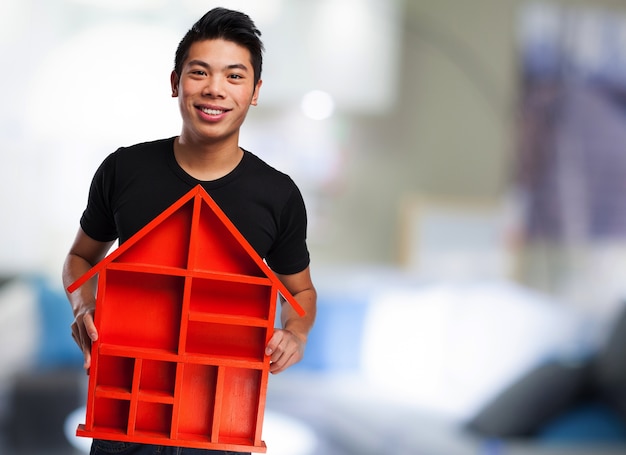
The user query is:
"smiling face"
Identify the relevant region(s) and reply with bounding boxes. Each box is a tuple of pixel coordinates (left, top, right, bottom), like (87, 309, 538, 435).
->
(171, 38, 262, 148)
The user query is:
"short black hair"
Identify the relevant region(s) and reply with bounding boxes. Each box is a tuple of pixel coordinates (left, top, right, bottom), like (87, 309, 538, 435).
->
(174, 7, 264, 86)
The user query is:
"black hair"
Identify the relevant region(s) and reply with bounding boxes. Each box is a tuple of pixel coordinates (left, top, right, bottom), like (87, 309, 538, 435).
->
(174, 7, 264, 86)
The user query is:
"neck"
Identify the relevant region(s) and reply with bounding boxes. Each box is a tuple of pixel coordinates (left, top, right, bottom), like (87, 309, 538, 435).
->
(174, 136, 243, 181)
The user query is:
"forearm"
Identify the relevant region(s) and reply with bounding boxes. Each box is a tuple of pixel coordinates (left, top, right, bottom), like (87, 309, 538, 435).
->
(62, 253, 98, 317)
(62, 230, 113, 316)
(281, 286, 317, 342)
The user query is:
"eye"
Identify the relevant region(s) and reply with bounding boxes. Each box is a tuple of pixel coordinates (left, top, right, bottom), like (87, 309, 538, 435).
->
(228, 74, 243, 80)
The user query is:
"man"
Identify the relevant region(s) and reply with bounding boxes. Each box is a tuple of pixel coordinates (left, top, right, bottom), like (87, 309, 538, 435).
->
(62, 8, 316, 455)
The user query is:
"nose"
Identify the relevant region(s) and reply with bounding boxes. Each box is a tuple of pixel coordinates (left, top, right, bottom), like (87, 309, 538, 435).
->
(202, 75, 226, 98)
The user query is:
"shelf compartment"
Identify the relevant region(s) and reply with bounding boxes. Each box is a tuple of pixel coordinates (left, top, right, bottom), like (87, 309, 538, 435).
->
(96, 355, 135, 394)
(116, 201, 193, 269)
(176, 363, 218, 439)
(93, 397, 130, 434)
(184, 321, 266, 361)
(99, 270, 183, 352)
(189, 201, 265, 277)
(139, 359, 176, 399)
(189, 278, 272, 321)
(134, 402, 173, 438)
(216, 367, 262, 444)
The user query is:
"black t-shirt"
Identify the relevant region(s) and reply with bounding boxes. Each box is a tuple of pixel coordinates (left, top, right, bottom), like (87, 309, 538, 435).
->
(80, 137, 310, 275)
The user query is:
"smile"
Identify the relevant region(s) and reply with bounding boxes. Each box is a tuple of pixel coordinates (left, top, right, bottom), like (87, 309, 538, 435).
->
(200, 107, 227, 115)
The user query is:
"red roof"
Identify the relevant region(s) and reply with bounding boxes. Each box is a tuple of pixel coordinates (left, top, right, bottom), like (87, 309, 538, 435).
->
(68, 184, 304, 316)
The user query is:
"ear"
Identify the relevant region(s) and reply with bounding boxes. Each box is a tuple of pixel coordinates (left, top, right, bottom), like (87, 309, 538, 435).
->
(170, 70, 179, 97)
(251, 79, 263, 106)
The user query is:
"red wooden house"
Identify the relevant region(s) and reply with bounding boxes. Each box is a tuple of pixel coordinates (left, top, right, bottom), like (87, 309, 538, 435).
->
(67, 184, 305, 453)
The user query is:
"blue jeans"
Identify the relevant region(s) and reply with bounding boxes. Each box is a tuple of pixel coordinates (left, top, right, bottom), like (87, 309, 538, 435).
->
(90, 440, 250, 455)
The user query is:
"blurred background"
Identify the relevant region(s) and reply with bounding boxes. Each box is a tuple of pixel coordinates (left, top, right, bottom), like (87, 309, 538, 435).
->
(2, 0, 626, 453)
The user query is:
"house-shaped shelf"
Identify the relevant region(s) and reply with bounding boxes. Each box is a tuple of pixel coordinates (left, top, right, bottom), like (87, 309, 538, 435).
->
(67, 184, 304, 453)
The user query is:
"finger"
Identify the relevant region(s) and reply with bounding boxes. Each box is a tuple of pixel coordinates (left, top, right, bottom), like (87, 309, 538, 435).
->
(268, 342, 296, 373)
(270, 351, 296, 374)
(82, 313, 98, 341)
(83, 345, 92, 372)
(72, 319, 93, 371)
(77, 325, 92, 371)
(265, 330, 284, 356)
(71, 321, 87, 352)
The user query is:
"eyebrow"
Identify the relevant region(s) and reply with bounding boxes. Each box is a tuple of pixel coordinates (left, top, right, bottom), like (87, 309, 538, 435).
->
(187, 59, 250, 72)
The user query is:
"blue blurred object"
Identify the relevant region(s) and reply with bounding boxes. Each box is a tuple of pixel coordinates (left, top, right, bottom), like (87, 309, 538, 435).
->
(293, 293, 368, 371)
(32, 276, 84, 369)
(481, 439, 505, 455)
(537, 402, 626, 444)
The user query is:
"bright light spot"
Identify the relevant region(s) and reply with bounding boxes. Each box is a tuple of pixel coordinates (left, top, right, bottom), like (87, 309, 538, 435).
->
(301, 90, 335, 120)
(64, 407, 90, 453)
(26, 23, 181, 146)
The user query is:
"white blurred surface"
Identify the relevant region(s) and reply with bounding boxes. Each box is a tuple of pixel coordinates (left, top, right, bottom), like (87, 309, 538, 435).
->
(361, 280, 591, 420)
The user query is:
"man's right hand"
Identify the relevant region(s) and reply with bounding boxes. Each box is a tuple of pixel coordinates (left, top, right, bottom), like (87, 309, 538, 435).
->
(63, 228, 114, 374)
(71, 306, 98, 373)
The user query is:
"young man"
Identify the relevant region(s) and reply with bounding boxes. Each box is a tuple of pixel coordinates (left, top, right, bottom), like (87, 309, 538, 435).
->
(62, 8, 317, 455)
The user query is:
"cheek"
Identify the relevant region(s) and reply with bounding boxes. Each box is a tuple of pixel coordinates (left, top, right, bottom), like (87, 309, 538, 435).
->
(177, 95, 193, 118)
(179, 81, 200, 98)
(178, 88, 198, 109)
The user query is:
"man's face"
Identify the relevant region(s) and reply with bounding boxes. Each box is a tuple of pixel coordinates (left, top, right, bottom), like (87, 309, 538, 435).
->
(171, 38, 262, 146)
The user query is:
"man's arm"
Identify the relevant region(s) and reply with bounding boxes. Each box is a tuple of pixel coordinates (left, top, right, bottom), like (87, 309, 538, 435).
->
(265, 266, 317, 374)
(62, 227, 115, 372)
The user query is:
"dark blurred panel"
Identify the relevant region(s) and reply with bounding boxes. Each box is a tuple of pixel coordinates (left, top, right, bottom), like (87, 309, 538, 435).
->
(5, 369, 84, 454)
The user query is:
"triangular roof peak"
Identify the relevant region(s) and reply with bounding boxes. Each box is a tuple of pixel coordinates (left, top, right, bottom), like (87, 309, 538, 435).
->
(68, 184, 305, 316)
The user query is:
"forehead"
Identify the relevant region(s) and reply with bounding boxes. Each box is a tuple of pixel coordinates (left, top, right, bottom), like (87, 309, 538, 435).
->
(184, 39, 253, 68)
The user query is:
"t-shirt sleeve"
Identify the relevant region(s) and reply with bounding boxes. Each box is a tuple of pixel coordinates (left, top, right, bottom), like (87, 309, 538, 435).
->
(79, 151, 119, 242)
(265, 184, 311, 275)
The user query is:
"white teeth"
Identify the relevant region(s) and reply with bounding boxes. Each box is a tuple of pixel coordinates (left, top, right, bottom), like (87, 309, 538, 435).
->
(201, 108, 224, 115)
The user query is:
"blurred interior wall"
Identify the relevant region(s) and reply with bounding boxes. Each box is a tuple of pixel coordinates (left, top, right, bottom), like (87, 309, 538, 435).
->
(314, 0, 626, 311)
(311, 0, 519, 265)
(4, 0, 626, 299)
